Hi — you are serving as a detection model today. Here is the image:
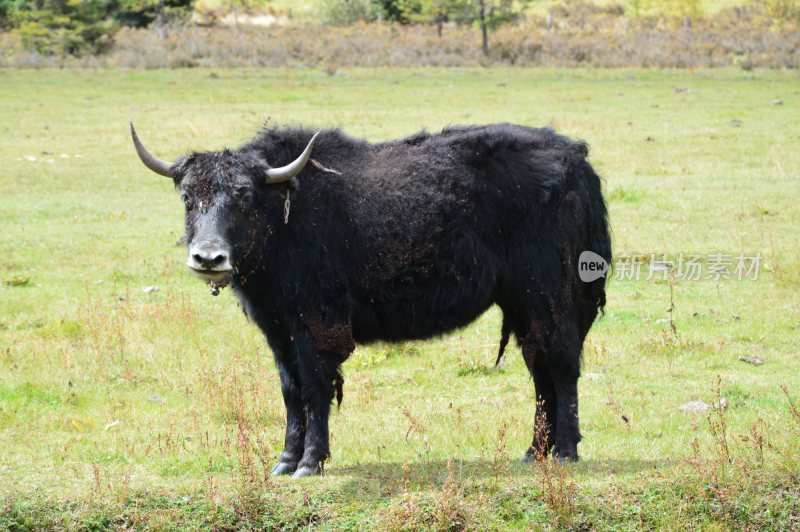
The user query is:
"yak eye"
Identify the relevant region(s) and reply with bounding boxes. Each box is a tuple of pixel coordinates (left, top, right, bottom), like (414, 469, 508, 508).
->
(181, 192, 194, 210)
(236, 189, 252, 205)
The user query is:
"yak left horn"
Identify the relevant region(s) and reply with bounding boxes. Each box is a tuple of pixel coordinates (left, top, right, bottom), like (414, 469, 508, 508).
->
(264, 132, 320, 184)
(130, 122, 174, 178)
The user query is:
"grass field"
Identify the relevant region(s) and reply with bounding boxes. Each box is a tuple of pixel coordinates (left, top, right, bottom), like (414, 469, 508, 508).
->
(1, 68, 799, 529)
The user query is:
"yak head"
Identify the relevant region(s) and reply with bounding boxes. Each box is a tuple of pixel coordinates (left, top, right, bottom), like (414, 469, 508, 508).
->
(130, 123, 318, 288)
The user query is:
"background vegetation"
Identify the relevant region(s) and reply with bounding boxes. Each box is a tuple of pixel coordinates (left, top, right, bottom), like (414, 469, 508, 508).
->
(1, 67, 798, 529)
(0, 0, 194, 55)
(0, 0, 798, 67)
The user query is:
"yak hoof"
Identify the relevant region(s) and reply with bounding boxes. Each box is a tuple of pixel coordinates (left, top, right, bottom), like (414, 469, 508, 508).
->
(553, 451, 579, 464)
(521, 452, 540, 464)
(291, 466, 320, 478)
(270, 462, 297, 476)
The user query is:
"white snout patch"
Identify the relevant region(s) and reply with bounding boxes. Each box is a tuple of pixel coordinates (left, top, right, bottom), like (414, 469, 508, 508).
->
(186, 264, 233, 282)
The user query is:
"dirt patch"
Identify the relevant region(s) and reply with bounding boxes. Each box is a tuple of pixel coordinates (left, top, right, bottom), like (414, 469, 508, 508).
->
(304, 314, 356, 357)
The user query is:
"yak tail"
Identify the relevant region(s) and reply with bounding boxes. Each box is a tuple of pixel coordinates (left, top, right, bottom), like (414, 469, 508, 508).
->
(334, 368, 344, 409)
(494, 315, 512, 368)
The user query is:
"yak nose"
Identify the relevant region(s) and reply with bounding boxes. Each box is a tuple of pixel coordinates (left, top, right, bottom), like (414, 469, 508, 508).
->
(188, 242, 231, 271)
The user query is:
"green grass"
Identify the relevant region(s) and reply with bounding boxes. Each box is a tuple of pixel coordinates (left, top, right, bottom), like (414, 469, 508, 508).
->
(1, 68, 799, 529)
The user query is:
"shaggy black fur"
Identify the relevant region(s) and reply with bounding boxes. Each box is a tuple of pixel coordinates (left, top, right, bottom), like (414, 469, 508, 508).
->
(167, 123, 611, 475)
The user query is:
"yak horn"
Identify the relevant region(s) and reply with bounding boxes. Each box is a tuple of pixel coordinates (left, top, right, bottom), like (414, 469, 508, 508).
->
(130, 122, 173, 178)
(264, 132, 320, 184)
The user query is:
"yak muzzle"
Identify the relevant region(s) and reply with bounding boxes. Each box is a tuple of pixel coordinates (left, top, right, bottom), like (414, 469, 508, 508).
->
(187, 241, 233, 281)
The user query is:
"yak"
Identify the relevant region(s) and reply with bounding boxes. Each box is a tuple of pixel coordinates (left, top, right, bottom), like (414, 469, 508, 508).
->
(131, 121, 611, 478)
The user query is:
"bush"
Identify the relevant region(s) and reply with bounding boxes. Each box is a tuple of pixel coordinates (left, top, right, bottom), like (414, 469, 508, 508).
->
(761, 0, 800, 21)
(314, 0, 376, 26)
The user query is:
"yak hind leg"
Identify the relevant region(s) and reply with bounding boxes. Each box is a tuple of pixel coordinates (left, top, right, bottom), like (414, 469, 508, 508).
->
(520, 329, 559, 462)
(539, 323, 583, 463)
(522, 361, 559, 462)
(518, 317, 581, 463)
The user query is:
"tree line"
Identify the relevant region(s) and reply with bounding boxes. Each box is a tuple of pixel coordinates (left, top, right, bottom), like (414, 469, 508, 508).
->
(323, 0, 533, 55)
(0, 0, 535, 57)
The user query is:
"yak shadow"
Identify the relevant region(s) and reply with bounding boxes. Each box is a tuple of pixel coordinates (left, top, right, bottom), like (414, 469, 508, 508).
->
(317, 456, 669, 496)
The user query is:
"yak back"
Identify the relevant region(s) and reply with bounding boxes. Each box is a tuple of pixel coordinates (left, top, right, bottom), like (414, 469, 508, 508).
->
(235, 124, 605, 347)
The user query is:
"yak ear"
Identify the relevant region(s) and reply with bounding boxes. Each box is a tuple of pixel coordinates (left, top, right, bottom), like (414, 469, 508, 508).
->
(263, 132, 320, 185)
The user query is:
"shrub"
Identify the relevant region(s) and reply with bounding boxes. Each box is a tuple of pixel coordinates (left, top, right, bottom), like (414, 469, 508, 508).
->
(761, 0, 800, 21)
(314, 0, 376, 26)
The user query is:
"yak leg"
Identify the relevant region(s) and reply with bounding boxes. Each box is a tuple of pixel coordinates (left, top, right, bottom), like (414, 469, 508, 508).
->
(270, 361, 305, 475)
(548, 325, 582, 462)
(520, 323, 558, 462)
(549, 360, 581, 462)
(519, 317, 581, 463)
(292, 347, 341, 478)
(522, 361, 558, 462)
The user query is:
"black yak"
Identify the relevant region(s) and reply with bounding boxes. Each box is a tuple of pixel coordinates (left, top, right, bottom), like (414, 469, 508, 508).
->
(131, 122, 611, 477)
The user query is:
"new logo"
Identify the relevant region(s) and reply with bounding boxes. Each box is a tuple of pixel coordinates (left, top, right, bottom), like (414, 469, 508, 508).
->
(578, 251, 609, 282)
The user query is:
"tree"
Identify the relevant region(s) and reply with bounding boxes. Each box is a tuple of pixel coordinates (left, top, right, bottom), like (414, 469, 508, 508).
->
(463, 0, 531, 55)
(372, 0, 423, 23)
(1, 0, 194, 56)
(419, 0, 531, 52)
(419, 0, 461, 35)
(316, 0, 375, 26)
(113, 0, 195, 28)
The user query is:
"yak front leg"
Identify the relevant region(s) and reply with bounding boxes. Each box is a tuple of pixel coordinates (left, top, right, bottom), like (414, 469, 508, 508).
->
(271, 360, 306, 475)
(291, 348, 343, 478)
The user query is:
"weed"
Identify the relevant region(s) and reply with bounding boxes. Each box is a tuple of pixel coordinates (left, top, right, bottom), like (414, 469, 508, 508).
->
(531, 403, 578, 526)
(706, 376, 732, 466)
(490, 424, 509, 491)
(781, 384, 800, 425)
(456, 356, 495, 376)
(385, 458, 471, 530)
(432, 459, 470, 531)
(1, 275, 30, 287)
